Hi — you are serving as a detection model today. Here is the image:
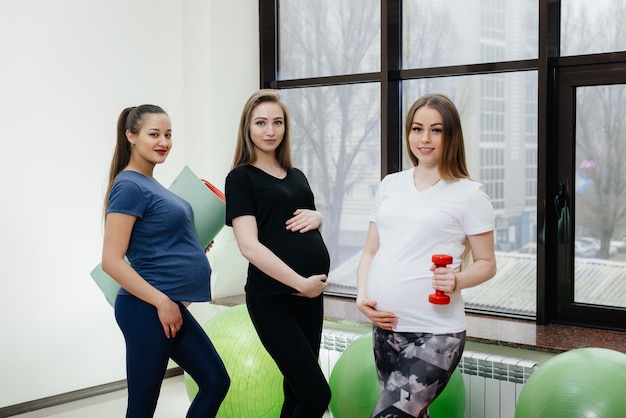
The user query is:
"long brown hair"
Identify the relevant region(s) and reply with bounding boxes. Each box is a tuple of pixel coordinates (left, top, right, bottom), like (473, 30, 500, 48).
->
(231, 89, 293, 170)
(404, 93, 469, 181)
(103, 104, 167, 217)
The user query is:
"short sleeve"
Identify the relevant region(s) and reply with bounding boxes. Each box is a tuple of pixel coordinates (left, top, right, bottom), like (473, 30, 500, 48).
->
(225, 168, 255, 226)
(108, 179, 146, 219)
(369, 173, 392, 223)
(461, 183, 494, 236)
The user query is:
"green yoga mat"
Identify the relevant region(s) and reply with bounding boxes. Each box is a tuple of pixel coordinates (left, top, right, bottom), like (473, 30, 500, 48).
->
(90, 166, 226, 307)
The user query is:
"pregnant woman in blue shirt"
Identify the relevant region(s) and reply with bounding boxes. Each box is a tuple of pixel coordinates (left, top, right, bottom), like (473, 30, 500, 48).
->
(102, 104, 229, 418)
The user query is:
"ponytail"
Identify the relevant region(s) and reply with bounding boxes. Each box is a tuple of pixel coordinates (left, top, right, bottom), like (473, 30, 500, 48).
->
(103, 105, 166, 218)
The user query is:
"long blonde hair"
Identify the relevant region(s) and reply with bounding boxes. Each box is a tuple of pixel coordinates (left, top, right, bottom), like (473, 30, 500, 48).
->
(231, 89, 293, 171)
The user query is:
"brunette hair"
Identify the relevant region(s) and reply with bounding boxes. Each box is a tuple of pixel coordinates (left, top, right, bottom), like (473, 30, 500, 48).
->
(103, 104, 167, 215)
(231, 89, 293, 170)
(404, 93, 469, 181)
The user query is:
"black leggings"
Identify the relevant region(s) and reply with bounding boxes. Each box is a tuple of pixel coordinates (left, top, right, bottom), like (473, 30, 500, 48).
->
(115, 295, 230, 418)
(246, 293, 331, 418)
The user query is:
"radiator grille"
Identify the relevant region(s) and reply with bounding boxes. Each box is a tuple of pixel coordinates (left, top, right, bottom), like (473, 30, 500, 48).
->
(319, 327, 363, 381)
(459, 350, 537, 418)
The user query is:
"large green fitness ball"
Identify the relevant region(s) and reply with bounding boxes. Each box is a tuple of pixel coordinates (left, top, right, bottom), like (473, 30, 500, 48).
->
(515, 347, 626, 418)
(328, 332, 466, 418)
(429, 366, 466, 418)
(328, 333, 381, 418)
(184, 304, 283, 417)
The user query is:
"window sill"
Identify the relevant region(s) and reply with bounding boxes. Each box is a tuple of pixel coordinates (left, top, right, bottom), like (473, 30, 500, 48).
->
(211, 294, 626, 355)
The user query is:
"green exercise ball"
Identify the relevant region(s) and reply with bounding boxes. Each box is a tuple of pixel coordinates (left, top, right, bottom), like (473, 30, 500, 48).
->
(328, 333, 381, 417)
(515, 347, 626, 418)
(328, 332, 466, 418)
(429, 366, 466, 418)
(185, 304, 283, 417)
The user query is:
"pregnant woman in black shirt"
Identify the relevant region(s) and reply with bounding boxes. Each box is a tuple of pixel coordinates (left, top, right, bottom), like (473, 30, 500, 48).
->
(225, 89, 331, 418)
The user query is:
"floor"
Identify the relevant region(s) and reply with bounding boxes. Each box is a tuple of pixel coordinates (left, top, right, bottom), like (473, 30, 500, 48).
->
(10, 376, 189, 418)
(10, 374, 332, 418)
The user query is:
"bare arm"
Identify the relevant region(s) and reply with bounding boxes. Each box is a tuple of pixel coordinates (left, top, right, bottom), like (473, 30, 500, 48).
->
(101, 212, 182, 338)
(231, 215, 327, 298)
(356, 222, 397, 330)
(431, 230, 497, 293)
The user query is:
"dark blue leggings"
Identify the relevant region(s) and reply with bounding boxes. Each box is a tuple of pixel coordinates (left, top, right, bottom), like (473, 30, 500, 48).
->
(115, 295, 230, 418)
(246, 293, 331, 418)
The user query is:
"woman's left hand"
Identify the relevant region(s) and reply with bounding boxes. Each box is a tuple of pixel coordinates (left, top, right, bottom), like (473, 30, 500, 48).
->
(286, 209, 322, 233)
(430, 264, 457, 293)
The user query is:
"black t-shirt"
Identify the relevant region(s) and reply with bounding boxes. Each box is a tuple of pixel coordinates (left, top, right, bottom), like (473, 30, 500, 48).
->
(225, 165, 331, 296)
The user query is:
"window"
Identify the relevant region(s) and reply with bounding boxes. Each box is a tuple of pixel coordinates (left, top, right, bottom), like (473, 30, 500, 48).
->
(282, 84, 381, 268)
(561, 0, 626, 57)
(260, 0, 626, 330)
(278, 0, 380, 79)
(554, 72, 626, 329)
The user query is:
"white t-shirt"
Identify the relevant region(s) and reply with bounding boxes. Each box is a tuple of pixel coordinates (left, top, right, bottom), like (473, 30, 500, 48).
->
(367, 168, 494, 333)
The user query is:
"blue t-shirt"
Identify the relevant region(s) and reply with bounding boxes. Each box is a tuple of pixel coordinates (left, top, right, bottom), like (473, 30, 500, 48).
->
(108, 170, 211, 302)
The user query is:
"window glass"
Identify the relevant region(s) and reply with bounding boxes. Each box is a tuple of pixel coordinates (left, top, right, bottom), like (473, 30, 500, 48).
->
(574, 84, 626, 309)
(561, 0, 626, 56)
(279, 84, 381, 294)
(403, 72, 539, 316)
(402, 0, 538, 69)
(278, 0, 380, 79)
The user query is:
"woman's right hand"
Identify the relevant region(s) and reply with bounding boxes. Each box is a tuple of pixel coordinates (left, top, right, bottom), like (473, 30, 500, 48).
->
(357, 296, 397, 330)
(294, 274, 328, 298)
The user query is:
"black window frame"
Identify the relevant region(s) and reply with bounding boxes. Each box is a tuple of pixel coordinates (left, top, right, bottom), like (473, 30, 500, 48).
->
(258, 0, 626, 331)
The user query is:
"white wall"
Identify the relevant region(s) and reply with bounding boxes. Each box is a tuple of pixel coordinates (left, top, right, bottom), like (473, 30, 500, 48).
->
(0, 0, 258, 407)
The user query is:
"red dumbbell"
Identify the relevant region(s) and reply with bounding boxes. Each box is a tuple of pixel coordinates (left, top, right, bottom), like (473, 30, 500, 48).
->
(429, 254, 453, 305)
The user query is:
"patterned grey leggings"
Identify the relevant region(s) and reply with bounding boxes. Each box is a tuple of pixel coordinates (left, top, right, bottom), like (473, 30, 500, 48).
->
(371, 327, 466, 418)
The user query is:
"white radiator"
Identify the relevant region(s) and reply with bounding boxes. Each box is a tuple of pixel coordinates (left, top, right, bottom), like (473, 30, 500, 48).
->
(319, 328, 538, 418)
(458, 350, 537, 418)
(319, 327, 365, 381)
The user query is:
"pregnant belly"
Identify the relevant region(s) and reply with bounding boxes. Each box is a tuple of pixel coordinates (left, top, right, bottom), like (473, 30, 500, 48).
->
(367, 275, 432, 313)
(275, 231, 330, 277)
